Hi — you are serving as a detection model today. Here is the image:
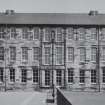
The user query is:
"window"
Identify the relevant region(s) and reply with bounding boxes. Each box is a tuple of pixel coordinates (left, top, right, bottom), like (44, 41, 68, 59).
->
(10, 47, 16, 61)
(44, 28, 51, 41)
(0, 68, 3, 82)
(56, 70, 62, 86)
(56, 46, 63, 64)
(45, 70, 50, 86)
(91, 69, 96, 83)
(77, 28, 85, 40)
(102, 47, 105, 61)
(0, 27, 5, 39)
(33, 69, 38, 83)
(91, 28, 97, 40)
(34, 28, 40, 40)
(22, 47, 28, 61)
(0, 47, 4, 60)
(68, 47, 74, 62)
(101, 28, 105, 39)
(11, 27, 17, 39)
(91, 47, 97, 61)
(22, 28, 28, 39)
(67, 28, 74, 40)
(102, 68, 105, 83)
(79, 70, 85, 83)
(44, 47, 51, 64)
(56, 28, 63, 42)
(21, 69, 27, 83)
(68, 68, 74, 83)
(10, 68, 15, 82)
(79, 47, 86, 62)
(33, 47, 39, 61)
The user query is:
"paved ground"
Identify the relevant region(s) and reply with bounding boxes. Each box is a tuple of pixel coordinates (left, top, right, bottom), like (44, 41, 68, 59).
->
(62, 90, 105, 105)
(0, 91, 47, 105)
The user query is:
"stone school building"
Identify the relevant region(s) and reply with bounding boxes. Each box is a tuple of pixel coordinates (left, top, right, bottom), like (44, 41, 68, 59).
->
(0, 10, 105, 91)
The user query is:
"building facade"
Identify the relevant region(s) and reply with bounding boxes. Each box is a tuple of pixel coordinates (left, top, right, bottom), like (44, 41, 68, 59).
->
(0, 10, 105, 91)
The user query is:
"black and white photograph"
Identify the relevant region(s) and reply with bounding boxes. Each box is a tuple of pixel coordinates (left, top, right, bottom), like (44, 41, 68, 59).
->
(0, 0, 105, 105)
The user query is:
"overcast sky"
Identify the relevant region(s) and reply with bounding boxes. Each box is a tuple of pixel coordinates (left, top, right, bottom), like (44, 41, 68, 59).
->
(0, 0, 105, 13)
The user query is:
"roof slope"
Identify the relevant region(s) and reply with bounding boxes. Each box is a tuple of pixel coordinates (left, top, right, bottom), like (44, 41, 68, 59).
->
(0, 13, 105, 25)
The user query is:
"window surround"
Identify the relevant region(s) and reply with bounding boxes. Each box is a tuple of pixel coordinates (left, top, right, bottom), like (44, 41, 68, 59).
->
(56, 70, 62, 86)
(68, 68, 74, 84)
(67, 28, 74, 40)
(45, 70, 50, 86)
(33, 27, 40, 40)
(79, 69, 85, 84)
(91, 69, 97, 84)
(33, 68, 39, 84)
(67, 47, 74, 62)
(21, 69, 27, 83)
(21, 47, 28, 63)
(9, 68, 15, 83)
(9, 47, 16, 61)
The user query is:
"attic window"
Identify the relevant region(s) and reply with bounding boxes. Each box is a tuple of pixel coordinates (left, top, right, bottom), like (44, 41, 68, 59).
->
(5, 10, 15, 15)
(88, 10, 98, 16)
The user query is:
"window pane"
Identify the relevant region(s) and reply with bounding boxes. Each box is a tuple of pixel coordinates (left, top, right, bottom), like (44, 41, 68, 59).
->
(0, 47, 4, 60)
(56, 47, 63, 64)
(44, 47, 51, 64)
(34, 28, 39, 40)
(21, 69, 27, 82)
(67, 28, 73, 39)
(0, 27, 5, 39)
(22, 28, 28, 39)
(0, 68, 3, 82)
(103, 67, 105, 83)
(33, 47, 39, 61)
(22, 47, 28, 61)
(56, 28, 63, 42)
(10, 47, 16, 61)
(91, 69, 96, 83)
(56, 70, 62, 86)
(10, 68, 15, 82)
(79, 47, 86, 62)
(11, 27, 17, 39)
(68, 47, 74, 62)
(33, 69, 38, 83)
(45, 70, 50, 86)
(102, 47, 105, 61)
(68, 68, 74, 83)
(79, 70, 85, 83)
(77, 28, 85, 40)
(45, 28, 51, 41)
(91, 47, 97, 61)
(91, 28, 97, 40)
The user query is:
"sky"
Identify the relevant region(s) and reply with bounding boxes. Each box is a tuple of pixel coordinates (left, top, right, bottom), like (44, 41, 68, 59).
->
(0, 0, 105, 13)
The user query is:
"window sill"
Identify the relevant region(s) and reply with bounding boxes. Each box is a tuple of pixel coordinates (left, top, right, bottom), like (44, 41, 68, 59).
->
(68, 83, 73, 85)
(91, 83, 97, 85)
(32, 83, 39, 85)
(20, 83, 27, 85)
(79, 83, 85, 85)
(0, 82, 3, 84)
(8, 82, 15, 85)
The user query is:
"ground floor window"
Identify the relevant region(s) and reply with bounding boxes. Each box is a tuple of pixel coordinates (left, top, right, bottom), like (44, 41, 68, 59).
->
(91, 69, 96, 83)
(33, 69, 38, 83)
(10, 68, 15, 82)
(21, 69, 27, 83)
(79, 70, 85, 83)
(45, 70, 50, 86)
(56, 70, 62, 86)
(68, 68, 74, 83)
(102, 67, 105, 83)
(0, 68, 3, 82)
